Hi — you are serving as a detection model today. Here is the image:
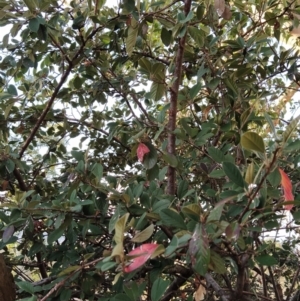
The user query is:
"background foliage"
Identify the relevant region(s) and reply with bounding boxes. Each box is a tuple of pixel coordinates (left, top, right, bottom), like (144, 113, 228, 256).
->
(0, 0, 300, 300)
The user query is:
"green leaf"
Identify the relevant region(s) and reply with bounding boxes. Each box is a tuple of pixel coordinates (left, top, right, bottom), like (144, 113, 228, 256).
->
(23, 0, 38, 12)
(126, 18, 138, 56)
(146, 164, 159, 180)
(37, 24, 47, 41)
(113, 294, 132, 301)
(180, 11, 194, 23)
(29, 18, 40, 32)
(264, 113, 277, 137)
(8, 84, 18, 96)
(152, 199, 170, 213)
(96, 261, 117, 272)
(139, 58, 152, 75)
(48, 217, 71, 245)
(255, 254, 278, 266)
(5, 158, 15, 173)
(267, 168, 281, 187)
(58, 265, 81, 276)
(72, 14, 85, 29)
(196, 4, 205, 19)
(180, 118, 198, 138)
(92, 163, 103, 180)
(114, 213, 129, 244)
(188, 27, 204, 47)
(210, 250, 227, 274)
(143, 142, 158, 170)
(284, 140, 300, 152)
(177, 179, 189, 200)
(223, 162, 245, 188)
(109, 205, 120, 234)
(60, 289, 72, 301)
(282, 115, 300, 144)
(131, 224, 154, 242)
(161, 27, 172, 46)
(207, 202, 224, 223)
(162, 153, 178, 168)
(151, 63, 165, 81)
(223, 77, 238, 95)
(209, 169, 226, 178)
(73, 76, 83, 89)
(241, 132, 265, 153)
(207, 147, 227, 163)
(124, 281, 145, 301)
(159, 209, 187, 229)
(17, 281, 35, 294)
(182, 204, 201, 221)
(4, 101, 14, 119)
(149, 82, 166, 101)
(151, 278, 170, 301)
(245, 162, 254, 184)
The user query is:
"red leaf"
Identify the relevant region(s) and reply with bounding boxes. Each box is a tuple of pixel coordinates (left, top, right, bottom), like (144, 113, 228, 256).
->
(137, 143, 150, 162)
(278, 168, 294, 210)
(123, 243, 158, 273)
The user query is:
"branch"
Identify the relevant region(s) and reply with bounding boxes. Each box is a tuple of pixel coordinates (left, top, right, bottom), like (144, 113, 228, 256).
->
(19, 65, 72, 158)
(39, 257, 103, 301)
(234, 254, 250, 298)
(18, 25, 103, 159)
(132, 51, 170, 65)
(130, 93, 155, 125)
(13, 25, 104, 281)
(36, 251, 48, 279)
(268, 266, 283, 301)
(13, 168, 27, 191)
(33, 276, 57, 287)
(160, 265, 193, 301)
(67, 118, 131, 151)
(166, 0, 192, 195)
(205, 273, 230, 301)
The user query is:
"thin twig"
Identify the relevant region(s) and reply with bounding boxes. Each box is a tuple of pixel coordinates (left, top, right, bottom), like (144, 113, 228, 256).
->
(286, 265, 300, 301)
(160, 265, 193, 301)
(39, 257, 103, 301)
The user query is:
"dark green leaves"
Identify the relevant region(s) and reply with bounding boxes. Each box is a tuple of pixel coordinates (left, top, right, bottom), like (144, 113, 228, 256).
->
(223, 162, 245, 188)
(72, 14, 85, 29)
(255, 254, 278, 266)
(161, 27, 172, 46)
(151, 278, 170, 301)
(207, 147, 226, 163)
(188, 27, 205, 47)
(142, 142, 158, 170)
(29, 18, 40, 32)
(159, 209, 187, 230)
(91, 163, 103, 180)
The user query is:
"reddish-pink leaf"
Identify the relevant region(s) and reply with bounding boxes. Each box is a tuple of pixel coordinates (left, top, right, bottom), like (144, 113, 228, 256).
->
(137, 143, 150, 162)
(123, 243, 158, 273)
(279, 168, 294, 210)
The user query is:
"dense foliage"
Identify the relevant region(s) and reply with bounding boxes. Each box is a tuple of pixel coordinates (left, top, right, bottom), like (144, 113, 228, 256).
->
(0, 0, 300, 300)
